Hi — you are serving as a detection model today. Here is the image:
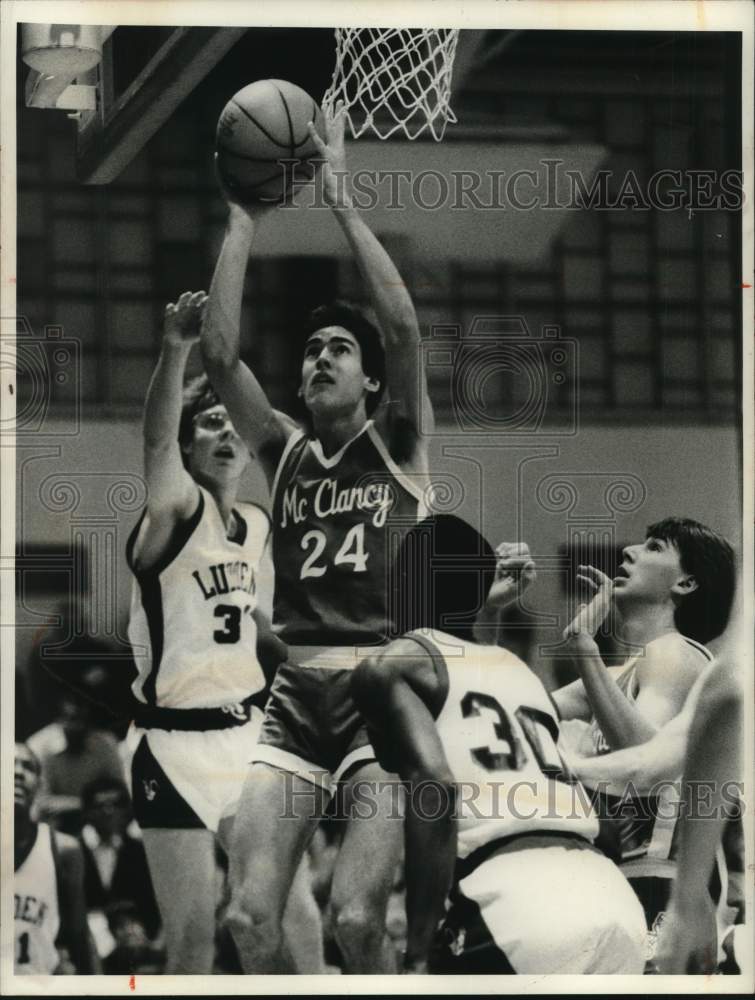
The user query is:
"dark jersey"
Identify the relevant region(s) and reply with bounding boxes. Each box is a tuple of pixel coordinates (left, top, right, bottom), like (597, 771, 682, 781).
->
(271, 421, 426, 645)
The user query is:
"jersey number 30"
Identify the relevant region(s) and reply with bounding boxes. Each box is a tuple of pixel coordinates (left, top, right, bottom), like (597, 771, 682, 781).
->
(461, 691, 573, 783)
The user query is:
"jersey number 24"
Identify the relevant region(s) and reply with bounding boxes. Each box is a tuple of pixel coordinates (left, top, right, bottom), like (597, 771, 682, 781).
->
(299, 524, 368, 579)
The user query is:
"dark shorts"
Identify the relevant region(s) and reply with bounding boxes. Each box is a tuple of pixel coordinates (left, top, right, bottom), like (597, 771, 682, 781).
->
(253, 660, 375, 792)
(429, 890, 516, 975)
(131, 735, 205, 830)
(629, 875, 672, 928)
(630, 876, 673, 973)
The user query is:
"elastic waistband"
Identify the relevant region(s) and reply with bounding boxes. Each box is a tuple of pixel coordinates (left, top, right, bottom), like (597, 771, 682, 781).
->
(289, 645, 384, 671)
(621, 857, 677, 880)
(132, 691, 265, 732)
(456, 830, 597, 882)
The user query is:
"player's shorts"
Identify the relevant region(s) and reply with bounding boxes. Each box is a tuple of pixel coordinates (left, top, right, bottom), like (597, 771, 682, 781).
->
(625, 875, 672, 970)
(129, 710, 263, 832)
(430, 833, 647, 975)
(252, 648, 377, 793)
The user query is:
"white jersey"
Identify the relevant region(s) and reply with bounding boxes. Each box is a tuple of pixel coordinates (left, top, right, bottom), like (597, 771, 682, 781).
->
(589, 633, 713, 878)
(409, 629, 599, 861)
(14, 824, 60, 974)
(127, 486, 270, 709)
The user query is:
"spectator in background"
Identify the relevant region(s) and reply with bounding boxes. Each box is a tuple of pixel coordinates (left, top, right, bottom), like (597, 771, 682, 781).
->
(28, 691, 125, 834)
(102, 902, 165, 975)
(14, 742, 99, 974)
(80, 778, 160, 945)
(20, 597, 135, 741)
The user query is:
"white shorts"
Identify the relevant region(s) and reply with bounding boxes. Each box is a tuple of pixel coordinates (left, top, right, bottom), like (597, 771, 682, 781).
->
(128, 712, 263, 833)
(449, 837, 647, 974)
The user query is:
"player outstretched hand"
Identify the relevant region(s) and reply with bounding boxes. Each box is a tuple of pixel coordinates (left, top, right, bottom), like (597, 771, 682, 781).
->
(487, 542, 536, 610)
(307, 100, 350, 209)
(164, 291, 208, 346)
(563, 564, 613, 639)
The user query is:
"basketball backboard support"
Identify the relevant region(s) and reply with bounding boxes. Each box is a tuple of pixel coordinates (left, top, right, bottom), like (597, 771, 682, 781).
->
(45, 24, 596, 267)
(20, 24, 572, 187)
(16, 23, 604, 267)
(75, 26, 246, 184)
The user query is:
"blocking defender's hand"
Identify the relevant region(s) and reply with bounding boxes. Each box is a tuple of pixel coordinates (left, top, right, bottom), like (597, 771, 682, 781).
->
(486, 542, 536, 610)
(563, 564, 613, 638)
(307, 100, 350, 208)
(164, 291, 207, 346)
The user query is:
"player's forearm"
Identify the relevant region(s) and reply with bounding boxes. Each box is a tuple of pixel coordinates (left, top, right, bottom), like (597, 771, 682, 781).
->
(577, 654, 657, 749)
(143, 339, 193, 449)
(552, 680, 591, 722)
(403, 782, 456, 970)
(672, 673, 742, 910)
(201, 208, 256, 373)
(572, 739, 675, 796)
(472, 601, 503, 646)
(331, 202, 419, 344)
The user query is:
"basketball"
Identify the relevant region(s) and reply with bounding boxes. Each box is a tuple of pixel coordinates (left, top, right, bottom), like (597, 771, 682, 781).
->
(215, 79, 324, 203)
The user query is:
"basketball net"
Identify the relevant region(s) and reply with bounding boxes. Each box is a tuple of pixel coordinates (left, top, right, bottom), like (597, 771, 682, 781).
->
(322, 28, 460, 141)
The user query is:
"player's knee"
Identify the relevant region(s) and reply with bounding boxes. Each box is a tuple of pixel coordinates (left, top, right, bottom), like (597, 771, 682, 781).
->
(225, 893, 284, 955)
(332, 897, 385, 953)
(286, 874, 320, 925)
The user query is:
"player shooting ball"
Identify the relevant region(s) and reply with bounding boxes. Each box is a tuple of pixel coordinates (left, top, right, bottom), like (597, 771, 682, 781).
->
(202, 95, 433, 973)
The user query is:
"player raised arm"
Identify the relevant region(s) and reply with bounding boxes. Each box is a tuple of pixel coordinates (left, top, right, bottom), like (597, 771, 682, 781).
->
(200, 198, 292, 481)
(559, 566, 700, 749)
(351, 642, 455, 974)
(308, 104, 434, 455)
(133, 292, 205, 572)
(552, 569, 619, 721)
(473, 542, 536, 645)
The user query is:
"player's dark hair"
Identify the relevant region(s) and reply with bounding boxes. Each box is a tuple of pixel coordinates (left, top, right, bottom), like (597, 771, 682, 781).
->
(646, 517, 736, 644)
(178, 374, 221, 469)
(391, 515, 497, 642)
(82, 776, 131, 810)
(302, 301, 386, 416)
